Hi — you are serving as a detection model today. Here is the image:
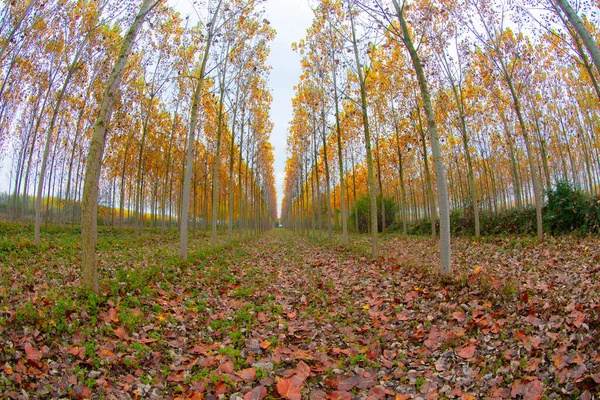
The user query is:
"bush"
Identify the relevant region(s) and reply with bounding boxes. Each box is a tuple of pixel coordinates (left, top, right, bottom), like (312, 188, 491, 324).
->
(368, 180, 600, 237)
(584, 194, 600, 233)
(543, 180, 587, 234)
(481, 208, 537, 236)
(349, 194, 397, 233)
(405, 207, 537, 237)
(450, 209, 474, 236)
(404, 218, 437, 236)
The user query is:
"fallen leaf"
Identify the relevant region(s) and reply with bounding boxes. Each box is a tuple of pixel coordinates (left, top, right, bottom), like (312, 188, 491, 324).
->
(72, 385, 92, 399)
(186, 391, 204, 400)
(259, 340, 271, 349)
(310, 389, 327, 399)
(237, 367, 256, 381)
(113, 326, 128, 340)
(294, 361, 311, 381)
(97, 348, 114, 358)
(24, 343, 42, 361)
(2, 364, 13, 375)
(510, 379, 523, 398)
(244, 386, 267, 400)
(328, 391, 353, 400)
(277, 377, 302, 400)
(104, 307, 118, 324)
(220, 360, 234, 373)
(67, 346, 80, 356)
(167, 372, 185, 382)
(215, 380, 229, 395)
(452, 311, 465, 323)
(522, 379, 544, 400)
(525, 357, 541, 372)
(524, 314, 545, 327)
(456, 343, 476, 359)
(554, 354, 570, 369)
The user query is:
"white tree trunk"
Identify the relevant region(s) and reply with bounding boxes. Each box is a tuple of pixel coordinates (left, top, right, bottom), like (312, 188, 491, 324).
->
(180, 0, 223, 259)
(554, 0, 600, 76)
(393, 0, 451, 275)
(81, 0, 158, 293)
(349, 5, 378, 257)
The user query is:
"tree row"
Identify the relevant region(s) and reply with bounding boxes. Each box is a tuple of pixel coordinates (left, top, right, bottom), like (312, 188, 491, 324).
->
(281, 0, 600, 275)
(0, 0, 278, 293)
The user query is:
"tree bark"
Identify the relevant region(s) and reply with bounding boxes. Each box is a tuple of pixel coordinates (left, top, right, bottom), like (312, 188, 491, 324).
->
(180, 0, 223, 258)
(349, 5, 378, 257)
(393, 0, 451, 274)
(35, 37, 89, 245)
(211, 55, 229, 247)
(320, 104, 333, 241)
(332, 62, 348, 243)
(553, 0, 600, 76)
(162, 102, 179, 234)
(81, 0, 158, 294)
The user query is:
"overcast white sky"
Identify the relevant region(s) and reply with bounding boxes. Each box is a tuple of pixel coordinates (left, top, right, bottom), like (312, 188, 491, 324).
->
(169, 0, 315, 218)
(0, 0, 315, 218)
(262, 0, 313, 217)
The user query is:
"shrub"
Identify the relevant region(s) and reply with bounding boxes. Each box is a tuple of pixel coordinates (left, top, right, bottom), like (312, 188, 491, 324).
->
(481, 208, 537, 236)
(584, 194, 600, 233)
(450, 209, 474, 236)
(543, 180, 587, 234)
(349, 194, 397, 233)
(405, 218, 437, 236)
(406, 207, 537, 237)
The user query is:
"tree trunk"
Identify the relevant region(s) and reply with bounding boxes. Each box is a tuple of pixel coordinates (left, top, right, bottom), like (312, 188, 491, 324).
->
(81, 0, 157, 294)
(35, 43, 87, 244)
(375, 129, 386, 233)
(391, 103, 408, 236)
(180, 0, 223, 259)
(320, 105, 333, 240)
(416, 110, 436, 238)
(351, 152, 359, 234)
(501, 112, 523, 209)
(553, 0, 600, 76)
(23, 84, 53, 225)
(162, 103, 179, 234)
(332, 62, 347, 243)
(212, 80, 228, 247)
(228, 85, 241, 242)
(238, 107, 246, 240)
(312, 123, 322, 237)
(441, 50, 480, 237)
(350, 5, 378, 257)
(393, 0, 451, 274)
(501, 61, 543, 239)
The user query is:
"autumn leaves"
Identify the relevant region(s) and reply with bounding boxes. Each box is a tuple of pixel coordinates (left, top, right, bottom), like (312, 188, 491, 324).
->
(282, 0, 600, 278)
(0, 1, 278, 294)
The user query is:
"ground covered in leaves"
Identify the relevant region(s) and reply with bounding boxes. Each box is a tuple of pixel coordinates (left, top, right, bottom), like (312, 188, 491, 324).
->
(0, 223, 599, 399)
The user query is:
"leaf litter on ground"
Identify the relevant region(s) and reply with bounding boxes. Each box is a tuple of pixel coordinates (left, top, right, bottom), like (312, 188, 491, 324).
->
(0, 225, 598, 399)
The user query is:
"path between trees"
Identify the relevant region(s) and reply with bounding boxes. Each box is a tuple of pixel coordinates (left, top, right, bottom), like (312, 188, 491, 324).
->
(0, 227, 599, 398)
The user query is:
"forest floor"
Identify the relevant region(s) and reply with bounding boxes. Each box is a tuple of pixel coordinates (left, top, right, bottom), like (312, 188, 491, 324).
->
(0, 223, 599, 399)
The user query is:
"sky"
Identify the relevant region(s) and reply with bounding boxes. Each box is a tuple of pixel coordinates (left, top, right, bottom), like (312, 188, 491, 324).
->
(262, 0, 314, 217)
(0, 0, 315, 218)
